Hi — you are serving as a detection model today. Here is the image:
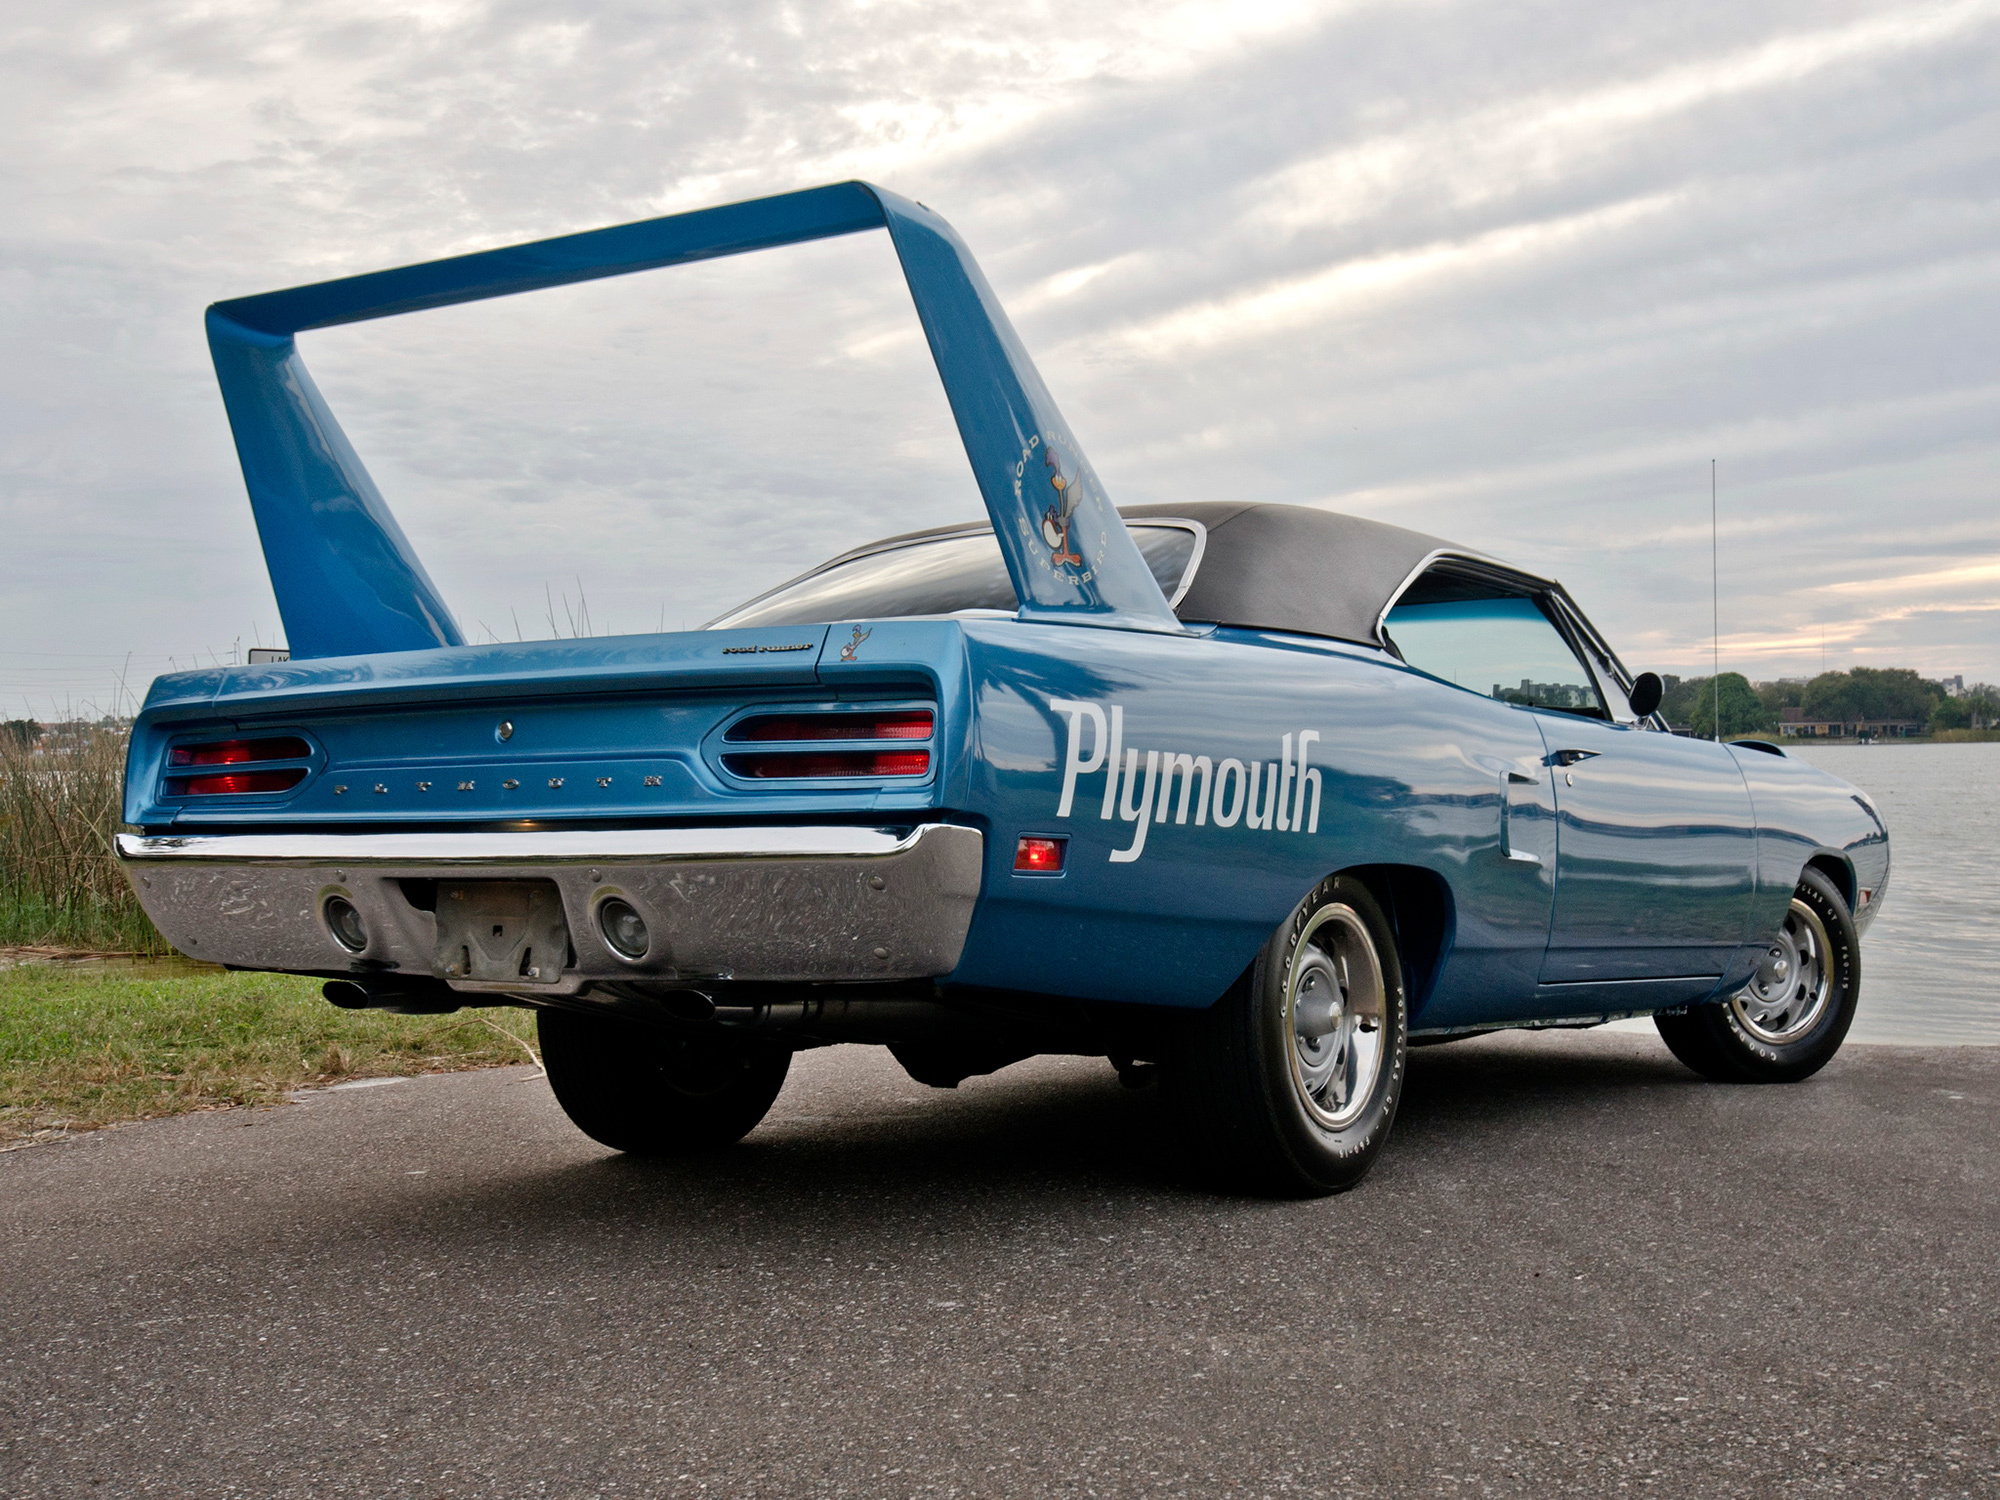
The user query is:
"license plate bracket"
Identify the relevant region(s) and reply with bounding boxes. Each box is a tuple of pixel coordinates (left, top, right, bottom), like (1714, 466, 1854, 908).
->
(432, 880, 570, 984)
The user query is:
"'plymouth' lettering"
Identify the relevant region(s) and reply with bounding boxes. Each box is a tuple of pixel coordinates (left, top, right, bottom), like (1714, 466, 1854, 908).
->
(1049, 697, 1319, 863)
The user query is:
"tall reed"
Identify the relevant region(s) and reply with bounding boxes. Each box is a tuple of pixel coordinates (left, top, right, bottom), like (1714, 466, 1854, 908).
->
(0, 724, 167, 953)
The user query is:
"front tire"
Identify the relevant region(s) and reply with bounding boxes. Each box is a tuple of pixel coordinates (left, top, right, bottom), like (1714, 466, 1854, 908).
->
(1655, 866, 1859, 1083)
(1165, 875, 1408, 1196)
(538, 1008, 791, 1155)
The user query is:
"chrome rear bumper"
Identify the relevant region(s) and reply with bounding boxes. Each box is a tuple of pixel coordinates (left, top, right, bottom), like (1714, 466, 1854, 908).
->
(115, 824, 984, 992)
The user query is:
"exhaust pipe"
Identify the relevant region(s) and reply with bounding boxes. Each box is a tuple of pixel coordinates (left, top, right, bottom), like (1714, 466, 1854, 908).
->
(322, 977, 502, 1015)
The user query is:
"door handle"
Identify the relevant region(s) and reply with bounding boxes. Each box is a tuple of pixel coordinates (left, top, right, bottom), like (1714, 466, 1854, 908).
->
(1548, 749, 1599, 767)
(1500, 770, 1542, 865)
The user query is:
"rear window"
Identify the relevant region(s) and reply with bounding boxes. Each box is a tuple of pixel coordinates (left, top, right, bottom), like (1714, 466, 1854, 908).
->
(707, 523, 1201, 630)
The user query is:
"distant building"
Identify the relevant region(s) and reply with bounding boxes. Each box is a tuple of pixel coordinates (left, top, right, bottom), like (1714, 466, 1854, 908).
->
(1494, 679, 1596, 710)
(1938, 675, 1965, 698)
(1778, 708, 1924, 739)
(15, 718, 129, 756)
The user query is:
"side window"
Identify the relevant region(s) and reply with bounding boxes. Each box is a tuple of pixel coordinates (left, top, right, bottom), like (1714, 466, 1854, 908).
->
(1383, 590, 1606, 718)
(1549, 598, 1644, 725)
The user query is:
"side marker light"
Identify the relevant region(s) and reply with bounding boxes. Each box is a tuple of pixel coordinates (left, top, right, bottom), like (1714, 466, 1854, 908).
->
(1014, 836, 1067, 873)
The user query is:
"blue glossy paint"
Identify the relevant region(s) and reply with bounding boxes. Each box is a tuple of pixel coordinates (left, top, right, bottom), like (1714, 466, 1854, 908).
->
(1530, 714, 1758, 984)
(936, 623, 1885, 1022)
(1728, 743, 1890, 927)
(206, 311, 466, 658)
(123, 622, 970, 829)
(128, 605, 1891, 1025)
(950, 623, 1571, 1018)
(207, 182, 1177, 660)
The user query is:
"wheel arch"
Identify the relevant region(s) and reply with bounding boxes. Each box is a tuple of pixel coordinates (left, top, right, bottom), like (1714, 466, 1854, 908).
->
(1335, 863, 1455, 1021)
(1801, 851, 1855, 909)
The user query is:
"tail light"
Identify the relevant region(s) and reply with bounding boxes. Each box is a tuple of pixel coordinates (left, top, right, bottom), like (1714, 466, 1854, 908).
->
(168, 736, 311, 767)
(164, 733, 312, 797)
(718, 705, 934, 780)
(728, 711, 933, 742)
(723, 750, 930, 779)
(165, 768, 308, 797)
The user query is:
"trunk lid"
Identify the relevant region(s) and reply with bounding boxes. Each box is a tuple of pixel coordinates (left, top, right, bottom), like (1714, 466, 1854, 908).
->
(125, 622, 973, 828)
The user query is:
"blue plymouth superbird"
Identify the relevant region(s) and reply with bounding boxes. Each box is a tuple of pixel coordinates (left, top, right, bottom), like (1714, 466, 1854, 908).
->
(119, 184, 1890, 1193)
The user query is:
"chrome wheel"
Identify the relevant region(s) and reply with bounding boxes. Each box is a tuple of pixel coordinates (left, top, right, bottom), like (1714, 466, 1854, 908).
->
(1286, 903, 1386, 1130)
(1730, 896, 1834, 1043)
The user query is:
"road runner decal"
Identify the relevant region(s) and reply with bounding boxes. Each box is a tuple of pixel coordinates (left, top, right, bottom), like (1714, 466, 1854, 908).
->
(1049, 698, 1320, 863)
(1012, 433, 1111, 590)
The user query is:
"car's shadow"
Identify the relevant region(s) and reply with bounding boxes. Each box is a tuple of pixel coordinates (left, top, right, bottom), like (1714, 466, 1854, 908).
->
(313, 1030, 1708, 1255)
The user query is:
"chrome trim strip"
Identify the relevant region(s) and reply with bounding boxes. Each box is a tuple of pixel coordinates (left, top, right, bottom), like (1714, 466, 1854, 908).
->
(1370, 554, 1672, 730)
(1131, 518, 1208, 609)
(116, 824, 942, 867)
(1545, 588, 1667, 730)
(1536, 974, 1724, 988)
(1371, 546, 1516, 650)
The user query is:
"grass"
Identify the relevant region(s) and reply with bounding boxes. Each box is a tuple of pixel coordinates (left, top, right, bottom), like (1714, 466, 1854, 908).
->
(0, 724, 165, 952)
(0, 962, 537, 1148)
(1, 727, 535, 1146)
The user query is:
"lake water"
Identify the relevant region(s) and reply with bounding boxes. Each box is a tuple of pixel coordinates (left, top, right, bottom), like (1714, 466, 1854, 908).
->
(1781, 741, 1999, 1045)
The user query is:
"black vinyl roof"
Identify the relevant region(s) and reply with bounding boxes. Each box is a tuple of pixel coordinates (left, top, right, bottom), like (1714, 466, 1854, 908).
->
(1118, 502, 1463, 646)
(789, 500, 1502, 646)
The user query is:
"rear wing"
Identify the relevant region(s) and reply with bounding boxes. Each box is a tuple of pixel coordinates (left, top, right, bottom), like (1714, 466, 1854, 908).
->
(206, 181, 1182, 659)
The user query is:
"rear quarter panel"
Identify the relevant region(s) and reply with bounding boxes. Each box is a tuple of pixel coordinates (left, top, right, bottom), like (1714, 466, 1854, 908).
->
(945, 621, 1558, 1019)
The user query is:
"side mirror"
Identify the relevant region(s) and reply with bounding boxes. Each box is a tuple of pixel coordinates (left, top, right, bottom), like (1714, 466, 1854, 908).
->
(1627, 672, 1663, 718)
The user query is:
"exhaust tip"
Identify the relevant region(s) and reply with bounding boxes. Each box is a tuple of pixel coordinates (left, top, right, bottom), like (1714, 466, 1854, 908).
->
(323, 895, 368, 953)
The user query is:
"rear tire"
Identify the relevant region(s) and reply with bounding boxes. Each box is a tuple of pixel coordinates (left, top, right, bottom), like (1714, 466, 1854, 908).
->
(538, 1008, 791, 1154)
(1655, 866, 1859, 1084)
(1165, 875, 1407, 1196)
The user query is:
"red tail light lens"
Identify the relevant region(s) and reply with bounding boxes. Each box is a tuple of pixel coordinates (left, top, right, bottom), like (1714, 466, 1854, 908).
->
(727, 711, 933, 742)
(166, 769, 308, 797)
(723, 750, 931, 779)
(1014, 836, 1067, 872)
(169, 736, 311, 767)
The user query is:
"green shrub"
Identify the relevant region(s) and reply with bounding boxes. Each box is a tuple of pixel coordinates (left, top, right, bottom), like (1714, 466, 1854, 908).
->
(0, 724, 166, 952)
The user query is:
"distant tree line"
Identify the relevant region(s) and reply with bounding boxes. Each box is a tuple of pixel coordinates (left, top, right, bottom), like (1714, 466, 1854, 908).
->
(1655, 668, 1999, 738)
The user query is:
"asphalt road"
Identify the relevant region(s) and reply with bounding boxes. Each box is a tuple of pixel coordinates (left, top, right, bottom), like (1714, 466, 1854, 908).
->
(2, 1031, 1994, 1499)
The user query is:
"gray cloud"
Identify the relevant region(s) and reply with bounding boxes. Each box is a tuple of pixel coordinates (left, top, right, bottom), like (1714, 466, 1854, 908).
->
(3, 0, 1997, 712)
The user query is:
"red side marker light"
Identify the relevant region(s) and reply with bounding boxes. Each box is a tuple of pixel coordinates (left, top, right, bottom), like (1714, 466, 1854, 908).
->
(1014, 836, 1066, 873)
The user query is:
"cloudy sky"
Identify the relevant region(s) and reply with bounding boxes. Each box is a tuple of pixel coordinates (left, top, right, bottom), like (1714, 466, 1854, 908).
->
(4, 0, 1997, 714)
